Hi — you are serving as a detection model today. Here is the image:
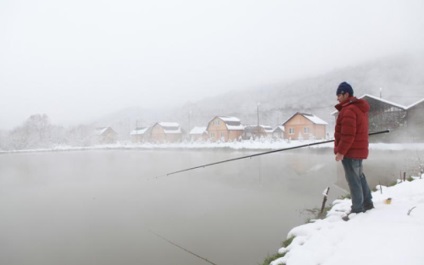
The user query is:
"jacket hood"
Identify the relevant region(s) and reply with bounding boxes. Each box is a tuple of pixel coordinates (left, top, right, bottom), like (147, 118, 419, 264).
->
(335, 97, 370, 113)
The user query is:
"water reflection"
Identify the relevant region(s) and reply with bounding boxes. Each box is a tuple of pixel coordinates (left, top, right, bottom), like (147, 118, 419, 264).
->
(0, 148, 420, 265)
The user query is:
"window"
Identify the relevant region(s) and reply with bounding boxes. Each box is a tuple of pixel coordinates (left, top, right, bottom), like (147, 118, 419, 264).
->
(304, 127, 310, 134)
(289, 128, 295, 134)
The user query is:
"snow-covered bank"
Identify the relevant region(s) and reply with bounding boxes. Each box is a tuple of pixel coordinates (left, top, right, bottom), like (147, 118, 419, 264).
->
(271, 176, 424, 265)
(2, 140, 424, 154)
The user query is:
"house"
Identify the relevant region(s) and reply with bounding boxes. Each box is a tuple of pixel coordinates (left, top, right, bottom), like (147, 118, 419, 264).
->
(206, 116, 244, 142)
(360, 94, 407, 133)
(272, 125, 285, 139)
(405, 98, 424, 141)
(243, 125, 273, 140)
(189, 126, 208, 142)
(149, 122, 182, 143)
(283, 113, 328, 140)
(94, 127, 118, 144)
(130, 127, 150, 143)
(332, 94, 408, 142)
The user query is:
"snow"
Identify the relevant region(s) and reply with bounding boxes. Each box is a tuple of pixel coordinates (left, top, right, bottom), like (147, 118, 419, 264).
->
(270, 176, 424, 265)
(219, 116, 241, 123)
(226, 124, 245, 131)
(130, 127, 149, 135)
(158, 122, 180, 127)
(303, 114, 328, 125)
(189, 126, 207, 135)
(3, 139, 424, 154)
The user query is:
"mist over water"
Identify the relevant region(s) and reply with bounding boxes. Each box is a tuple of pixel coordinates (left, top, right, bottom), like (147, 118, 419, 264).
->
(0, 148, 420, 265)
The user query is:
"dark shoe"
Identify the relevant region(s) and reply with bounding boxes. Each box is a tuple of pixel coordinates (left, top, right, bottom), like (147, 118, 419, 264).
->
(364, 202, 374, 211)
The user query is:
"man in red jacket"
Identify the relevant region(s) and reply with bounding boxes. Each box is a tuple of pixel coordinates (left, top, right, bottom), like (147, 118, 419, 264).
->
(334, 82, 374, 214)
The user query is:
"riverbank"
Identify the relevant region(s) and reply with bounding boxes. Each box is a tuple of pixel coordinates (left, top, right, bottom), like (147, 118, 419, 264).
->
(2, 139, 424, 154)
(269, 176, 424, 265)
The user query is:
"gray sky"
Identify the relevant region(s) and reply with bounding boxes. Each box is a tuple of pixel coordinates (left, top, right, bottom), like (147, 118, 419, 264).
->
(1, 0, 423, 130)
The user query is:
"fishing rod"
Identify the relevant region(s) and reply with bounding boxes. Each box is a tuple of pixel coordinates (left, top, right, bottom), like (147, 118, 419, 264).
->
(148, 229, 219, 265)
(162, 129, 390, 177)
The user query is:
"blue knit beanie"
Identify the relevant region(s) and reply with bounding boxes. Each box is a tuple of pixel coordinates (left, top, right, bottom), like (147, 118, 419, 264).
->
(336, 82, 353, 96)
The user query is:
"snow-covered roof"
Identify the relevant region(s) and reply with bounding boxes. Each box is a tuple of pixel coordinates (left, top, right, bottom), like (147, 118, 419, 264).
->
(302, 113, 328, 125)
(209, 116, 244, 131)
(405, 97, 424, 110)
(159, 122, 180, 127)
(156, 122, 182, 134)
(273, 125, 285, 132)
(219, 116, 240, 123)
(360, 94, 407, 110)
(283, 113, 328, 125)
(189, 126, 207, 135)
(226, 124, 245, 131)
(130, 127, 149, 135)
(95, 127, 113, 136)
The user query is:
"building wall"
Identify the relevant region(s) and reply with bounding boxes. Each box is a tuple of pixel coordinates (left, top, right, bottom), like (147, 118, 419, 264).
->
(406, 102, 424, 141)
(207, 117, 229, 141)
(150, 124, 166, 143)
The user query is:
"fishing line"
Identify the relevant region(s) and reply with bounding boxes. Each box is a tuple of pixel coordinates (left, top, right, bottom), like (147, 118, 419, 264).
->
(148, 229, 219, 265)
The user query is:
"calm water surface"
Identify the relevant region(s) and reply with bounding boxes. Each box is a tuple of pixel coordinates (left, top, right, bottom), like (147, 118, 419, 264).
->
(0, 148, 420, 265)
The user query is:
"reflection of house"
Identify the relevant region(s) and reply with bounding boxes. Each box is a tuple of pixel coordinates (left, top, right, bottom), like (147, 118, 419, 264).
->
(130, 127, 150, 143)
(150, 122, 182, 143)
(95, 127, 118, 144)
(207, 116, 244, 142)
(189, 127, 208, 142)
(283, 113, 327, 140)
(243, 125, 273, 140)
(272, 126, 285, 139)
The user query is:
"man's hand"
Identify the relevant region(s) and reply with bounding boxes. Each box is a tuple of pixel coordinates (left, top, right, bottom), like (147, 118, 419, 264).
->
(335, 153, 344, 161)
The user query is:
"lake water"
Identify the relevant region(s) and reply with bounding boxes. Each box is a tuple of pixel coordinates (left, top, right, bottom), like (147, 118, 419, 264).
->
(0, 147, 421, 265)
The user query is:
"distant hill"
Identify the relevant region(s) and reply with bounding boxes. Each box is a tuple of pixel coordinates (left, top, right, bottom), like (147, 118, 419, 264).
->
(94, 53, 424, 140)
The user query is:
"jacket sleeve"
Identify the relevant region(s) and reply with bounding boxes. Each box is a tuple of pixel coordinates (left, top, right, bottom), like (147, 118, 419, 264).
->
(336, 108, 356, 155)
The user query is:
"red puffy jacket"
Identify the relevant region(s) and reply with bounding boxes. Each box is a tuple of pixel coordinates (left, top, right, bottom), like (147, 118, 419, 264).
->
(334, 97, 370, 159)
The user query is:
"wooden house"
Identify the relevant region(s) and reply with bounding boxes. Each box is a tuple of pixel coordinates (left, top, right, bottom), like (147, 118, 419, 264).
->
(94, 127, 118, 144)
(130, 127, 150, 143)
(206, 116, 244, 142)
(150, 122, 182, 143)
(189, 126, 208, 142)
(283, 113, 328, 140)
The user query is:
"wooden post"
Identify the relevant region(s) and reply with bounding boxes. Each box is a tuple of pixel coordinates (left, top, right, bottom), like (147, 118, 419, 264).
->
(319, 187, 330, 218)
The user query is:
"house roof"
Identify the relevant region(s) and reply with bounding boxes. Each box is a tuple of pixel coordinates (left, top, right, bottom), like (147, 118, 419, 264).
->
(360, 94, 407, 110)
(130, 127, 149, 135)
(189, 126, 207, 135)
(210, 116, 245, 131)
(155, 122, 182, 134)
(95, 127, 115, 136)
(273, 125, 285, 132)
(331, 94, 408, 116)
(405, 98, 424, 110)
(283, 112, 328, 125)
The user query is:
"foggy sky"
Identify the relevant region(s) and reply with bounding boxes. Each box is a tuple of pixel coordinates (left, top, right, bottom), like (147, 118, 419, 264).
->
(1, 0, 423, 130)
